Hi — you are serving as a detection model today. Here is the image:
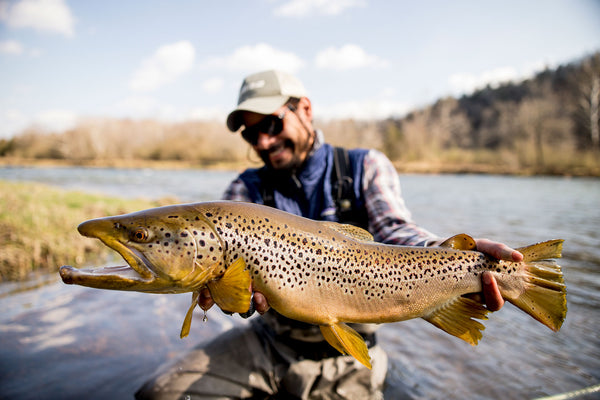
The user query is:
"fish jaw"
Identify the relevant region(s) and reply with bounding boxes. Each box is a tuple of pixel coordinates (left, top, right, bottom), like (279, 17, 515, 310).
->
(60, 209, 222, 293)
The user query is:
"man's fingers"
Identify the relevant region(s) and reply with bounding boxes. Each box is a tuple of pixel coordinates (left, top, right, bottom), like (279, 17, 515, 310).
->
(198, 287, 214, 311)
(476, 238, 524, 262)
(482, 271, 504, 312)
(253, 291, 270, 314)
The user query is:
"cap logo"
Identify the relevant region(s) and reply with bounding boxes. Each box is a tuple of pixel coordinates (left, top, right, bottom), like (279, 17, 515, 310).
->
(240, 79, 266, 97)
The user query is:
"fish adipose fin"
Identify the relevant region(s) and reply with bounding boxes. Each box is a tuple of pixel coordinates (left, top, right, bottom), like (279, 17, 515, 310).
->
(423, 297, 490, 345)
(507, 239, 566, 331)
(439, 234, 477, 250)
(320, 323, 372, 369)
(207, 258, 252, 314)
(180, 291, 201, 338)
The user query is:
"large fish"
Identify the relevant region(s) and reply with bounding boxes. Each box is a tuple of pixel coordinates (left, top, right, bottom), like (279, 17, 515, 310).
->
(60, 201, 567, 369)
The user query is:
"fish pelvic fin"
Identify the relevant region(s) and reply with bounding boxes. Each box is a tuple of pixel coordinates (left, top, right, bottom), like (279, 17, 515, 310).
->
(320, 323, 372, 369)
(423, 297, 490, 345)
(180, 291, 200, 339)
(439, 234, 477, 250)
(206, 258, 252, 314)
(507, 239, 567, 331)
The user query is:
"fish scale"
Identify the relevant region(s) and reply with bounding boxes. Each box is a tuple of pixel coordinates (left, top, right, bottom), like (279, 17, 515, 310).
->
(60, 201, 567, 369)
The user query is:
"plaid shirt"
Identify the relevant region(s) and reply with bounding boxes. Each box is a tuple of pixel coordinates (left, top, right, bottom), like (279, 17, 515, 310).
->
(222, 148, 439, 247)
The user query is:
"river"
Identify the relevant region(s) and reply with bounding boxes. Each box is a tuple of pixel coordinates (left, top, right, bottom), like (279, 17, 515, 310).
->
(0, 166, 599, 399)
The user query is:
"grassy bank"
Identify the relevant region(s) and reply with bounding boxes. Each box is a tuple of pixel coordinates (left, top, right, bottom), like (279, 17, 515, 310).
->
(0, 181, 164, 282)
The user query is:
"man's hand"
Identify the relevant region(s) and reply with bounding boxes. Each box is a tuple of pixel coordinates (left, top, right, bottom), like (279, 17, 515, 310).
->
(475, 238, 524, 311)
(198, 286, 271, 315)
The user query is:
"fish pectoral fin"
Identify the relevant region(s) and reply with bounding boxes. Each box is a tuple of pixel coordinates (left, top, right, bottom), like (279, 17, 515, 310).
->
(320, 323, 372, 369)
(180, 291, 200, 339)
(422, 296, 490, 345)
(439, 234, 477, 250)
(206, 258, 252, 314)
(322, 222, 374, 242)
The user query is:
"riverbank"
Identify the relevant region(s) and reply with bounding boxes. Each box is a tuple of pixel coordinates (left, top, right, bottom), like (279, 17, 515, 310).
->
(2, 156, 599, 176)
(0, 181, 162, 282)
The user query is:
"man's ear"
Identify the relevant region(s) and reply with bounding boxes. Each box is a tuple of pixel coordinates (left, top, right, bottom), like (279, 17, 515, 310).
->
(298, 96, 313, 122)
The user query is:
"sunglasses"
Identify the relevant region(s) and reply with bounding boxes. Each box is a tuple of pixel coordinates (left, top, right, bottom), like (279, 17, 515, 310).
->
(241, 105, 295, 146)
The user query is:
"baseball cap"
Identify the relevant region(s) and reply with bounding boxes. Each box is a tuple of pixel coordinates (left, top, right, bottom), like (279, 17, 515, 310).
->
(226, 70, 307, 132)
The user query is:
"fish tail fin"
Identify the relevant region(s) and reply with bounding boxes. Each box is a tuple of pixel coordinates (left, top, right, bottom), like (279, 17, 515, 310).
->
(320, 323, 372, 369)
(506, 239, 567, 331)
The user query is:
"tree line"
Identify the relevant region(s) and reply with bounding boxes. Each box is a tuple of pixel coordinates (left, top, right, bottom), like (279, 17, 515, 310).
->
(1, 52, 599, 175)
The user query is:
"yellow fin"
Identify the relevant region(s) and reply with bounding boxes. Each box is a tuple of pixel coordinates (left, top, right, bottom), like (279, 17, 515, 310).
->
(505, 239, 566, 331)
(180, 291, 200, 339)
(439, 234, 477, 250)
(423, 297, 490, 345)
(322, 222, 374, 242)
(206, 258, 252, 314)
(320, 323, 372, 369)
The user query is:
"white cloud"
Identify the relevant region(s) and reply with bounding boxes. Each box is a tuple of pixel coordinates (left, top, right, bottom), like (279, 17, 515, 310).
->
(115, 96, 160, 116)
(187, 106, 226, 121)
(0, 39, 24, 54)
(315, 44, 389, 70)
(202, 43, 305, 73)
(274, 0, 366, 17)
(318, 99, 411, 120)
(34, 109, 78, 132)
(448, 62, 548, 96)
(2, 0, 75, 37)
(0, 108, 29, 138)
(129, 41, 196, 92)
(202, 77, 224, 94)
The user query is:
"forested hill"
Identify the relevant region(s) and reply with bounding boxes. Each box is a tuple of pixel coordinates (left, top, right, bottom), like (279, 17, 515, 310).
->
(1, 52, 599, 175)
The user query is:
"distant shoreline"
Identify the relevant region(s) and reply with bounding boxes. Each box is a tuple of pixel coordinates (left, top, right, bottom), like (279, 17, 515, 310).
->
(1, 156, 598, 177)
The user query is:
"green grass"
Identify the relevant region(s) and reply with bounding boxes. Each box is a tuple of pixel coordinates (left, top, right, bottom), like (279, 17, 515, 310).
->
(0, 180, 162, 281)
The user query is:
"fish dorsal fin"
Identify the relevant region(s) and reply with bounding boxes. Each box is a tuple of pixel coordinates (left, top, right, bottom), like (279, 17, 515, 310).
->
(322, 222, 374, 242)
(206, 258, 252, 314)
(422, 297, 490, 345)
(320, 323, 372, 369)
(439, 234, 477, 250)
(180, 291, 201, 338)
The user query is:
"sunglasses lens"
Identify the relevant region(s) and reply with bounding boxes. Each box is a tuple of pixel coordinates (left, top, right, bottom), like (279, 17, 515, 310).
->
(241, 115, 284, 145)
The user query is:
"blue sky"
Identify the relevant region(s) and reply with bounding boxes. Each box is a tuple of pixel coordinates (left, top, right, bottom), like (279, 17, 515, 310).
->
(1, 0, 599, 138)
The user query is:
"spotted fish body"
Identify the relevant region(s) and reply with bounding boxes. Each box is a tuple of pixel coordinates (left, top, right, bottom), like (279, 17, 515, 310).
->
(60, 201, 567, 368)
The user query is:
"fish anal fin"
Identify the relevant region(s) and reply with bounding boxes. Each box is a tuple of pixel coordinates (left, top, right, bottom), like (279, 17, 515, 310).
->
(180, 291, 200, 339)
(322, 222, 374, 242)
(439, 234, 477, 250)
(206, 258, 252, 314)
(423, 297, 490, 345)
(320, 323, 372, 369)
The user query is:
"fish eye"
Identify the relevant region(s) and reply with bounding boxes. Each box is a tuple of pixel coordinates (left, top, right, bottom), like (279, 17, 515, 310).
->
(130, 227, 150, 243)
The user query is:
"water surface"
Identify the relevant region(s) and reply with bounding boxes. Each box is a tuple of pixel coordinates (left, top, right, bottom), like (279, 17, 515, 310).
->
(1, 166, 598, 399)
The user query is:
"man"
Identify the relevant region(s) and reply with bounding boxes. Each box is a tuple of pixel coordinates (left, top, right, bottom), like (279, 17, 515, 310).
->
(136, 70, 522, 400)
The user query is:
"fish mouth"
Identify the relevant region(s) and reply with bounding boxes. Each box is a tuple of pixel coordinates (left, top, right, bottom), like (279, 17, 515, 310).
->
(59, 219, 180, 293)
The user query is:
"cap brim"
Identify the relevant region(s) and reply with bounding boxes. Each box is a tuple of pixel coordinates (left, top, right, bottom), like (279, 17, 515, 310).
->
(226, 95, 289, 132)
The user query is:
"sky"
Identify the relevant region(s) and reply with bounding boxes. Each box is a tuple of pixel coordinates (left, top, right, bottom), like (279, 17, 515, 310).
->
(1, 0, 599, 139)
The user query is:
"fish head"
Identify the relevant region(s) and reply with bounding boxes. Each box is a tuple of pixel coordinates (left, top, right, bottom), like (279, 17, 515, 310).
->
(60, 204, 226, 293)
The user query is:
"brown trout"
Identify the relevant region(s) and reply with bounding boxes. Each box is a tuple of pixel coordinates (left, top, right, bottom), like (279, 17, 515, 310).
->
(60, 201, 567, 369)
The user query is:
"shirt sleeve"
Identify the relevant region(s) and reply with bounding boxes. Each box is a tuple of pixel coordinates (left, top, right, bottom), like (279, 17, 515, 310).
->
(362, 149, 440, 246)
(222, 178, 252, 202)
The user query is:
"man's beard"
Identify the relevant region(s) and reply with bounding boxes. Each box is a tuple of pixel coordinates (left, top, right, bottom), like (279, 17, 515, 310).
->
(259, 134, 313, 173)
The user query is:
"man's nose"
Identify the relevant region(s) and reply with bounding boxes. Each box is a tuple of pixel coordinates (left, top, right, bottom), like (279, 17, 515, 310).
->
(254, 131, 276, 149)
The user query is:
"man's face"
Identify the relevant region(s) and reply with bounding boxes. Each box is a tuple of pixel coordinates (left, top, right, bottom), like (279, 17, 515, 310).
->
(240, 98, 314, 171)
